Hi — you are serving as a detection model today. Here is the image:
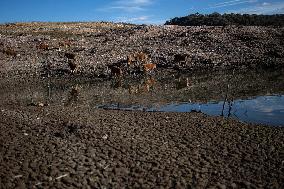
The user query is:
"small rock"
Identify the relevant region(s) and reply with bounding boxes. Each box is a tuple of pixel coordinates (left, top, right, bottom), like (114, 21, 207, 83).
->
(55, 174, 68, 180)
(231, 183, 237, 188)
(102, 134, 108, 140)
(217, 183, 226, 189)
(38, 103, 44, 107)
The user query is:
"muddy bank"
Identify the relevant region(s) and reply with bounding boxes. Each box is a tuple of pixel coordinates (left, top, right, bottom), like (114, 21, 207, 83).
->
(0, 71, 283, 188)
(0, 104, 283, 188)
(1, 68, 283, 107)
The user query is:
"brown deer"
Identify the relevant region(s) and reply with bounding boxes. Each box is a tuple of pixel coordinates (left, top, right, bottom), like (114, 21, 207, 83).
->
(136, 52, 148, 63)
(65, 52, 76, 60)
(174, 54, 187, 62)
(37, 42, 49, 50)
(143, 63, 156, 73)
(127, 52, 148, 66)
(108, 66, 123, 77)
(3, 48, 17, 57)
(65, 53, 77, 73)
(59, 40, 72, 48)
(127, 54, 136, 66)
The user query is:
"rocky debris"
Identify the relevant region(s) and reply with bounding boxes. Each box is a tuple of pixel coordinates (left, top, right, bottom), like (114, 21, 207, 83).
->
(0, 22, 283, 78)
(28, 102, 49, 107)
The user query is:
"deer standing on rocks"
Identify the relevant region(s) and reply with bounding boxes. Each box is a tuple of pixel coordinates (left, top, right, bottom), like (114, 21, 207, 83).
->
(65, 52, 78, 73)
(59, 40, 72, 48)
(37, 42, 49, 50)
(127, 52, 148, 66)
(143, 63, 156, 73)
(2, 48, 17, 57)
(174, 54, 188, 63)
(108, 65, 123, 77)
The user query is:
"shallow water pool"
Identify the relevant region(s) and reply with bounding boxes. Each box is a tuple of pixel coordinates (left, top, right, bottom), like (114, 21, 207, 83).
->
(1, 69, 283, 126)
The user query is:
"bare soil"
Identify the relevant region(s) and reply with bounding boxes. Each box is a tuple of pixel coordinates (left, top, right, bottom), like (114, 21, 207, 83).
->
(0, 22, 283, 188)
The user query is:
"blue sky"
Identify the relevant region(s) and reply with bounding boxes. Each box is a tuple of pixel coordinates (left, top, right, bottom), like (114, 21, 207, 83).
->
(0, 0, 283, 24)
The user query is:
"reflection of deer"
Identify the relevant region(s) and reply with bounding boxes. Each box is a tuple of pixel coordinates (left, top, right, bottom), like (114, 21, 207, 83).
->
(66, 85, 80, 106)
(68, 62, 78, 73)
(128, 77, 156, 94)
(175, 77, 191, 90)
(112, 78, 122, 88)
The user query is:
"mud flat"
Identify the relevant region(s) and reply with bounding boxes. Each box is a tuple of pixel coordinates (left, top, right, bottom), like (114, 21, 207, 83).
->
(0, 22, 283, 188)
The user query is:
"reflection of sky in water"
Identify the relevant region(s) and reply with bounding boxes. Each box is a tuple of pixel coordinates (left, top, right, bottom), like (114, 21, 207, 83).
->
(103, 95, 284, 126)
(154, 95, 284, 126)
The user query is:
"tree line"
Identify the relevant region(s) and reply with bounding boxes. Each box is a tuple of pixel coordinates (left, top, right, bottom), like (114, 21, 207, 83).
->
(165, 13, 284, 26)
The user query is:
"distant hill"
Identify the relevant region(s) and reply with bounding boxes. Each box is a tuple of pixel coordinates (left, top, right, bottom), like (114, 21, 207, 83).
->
(165, 13, 284, 26)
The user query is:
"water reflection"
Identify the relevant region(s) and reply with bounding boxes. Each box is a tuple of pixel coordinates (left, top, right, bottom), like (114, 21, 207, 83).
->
(128, 77, 156, 94)
(65, 84, 80, 106)
(0, 69, 283, 126)
(149, 95, 284, 126)
(175, 77, 191, 90)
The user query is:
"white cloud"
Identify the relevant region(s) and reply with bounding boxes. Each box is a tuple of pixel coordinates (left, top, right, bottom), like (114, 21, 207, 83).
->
(230, 1, 284, 14)
(97, 0, 160, 24)
(108, 6, 145, 12)
(116, 0, 152, 6)
(244, 96, 284, 113)
(262, 2, 270, 6)
(210, 0, 258, 8)
(214, 0, 248, 6)
(99, 0, 153, 12)
(116, 15, 150, 22)
(115, 15, 166, 25)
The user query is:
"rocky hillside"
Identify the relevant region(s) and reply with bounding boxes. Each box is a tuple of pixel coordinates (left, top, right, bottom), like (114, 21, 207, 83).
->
(0, 22, 283, 78)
